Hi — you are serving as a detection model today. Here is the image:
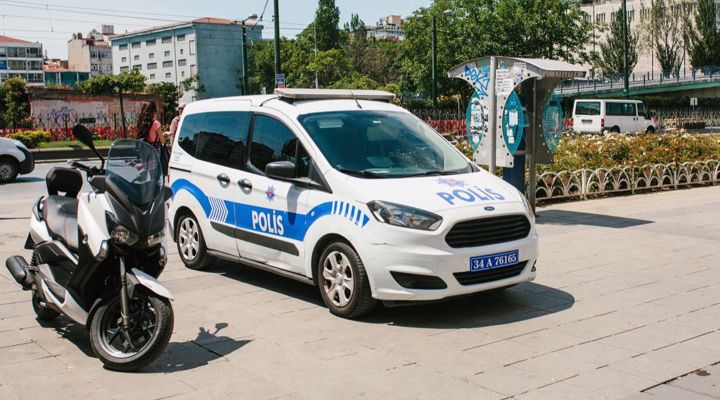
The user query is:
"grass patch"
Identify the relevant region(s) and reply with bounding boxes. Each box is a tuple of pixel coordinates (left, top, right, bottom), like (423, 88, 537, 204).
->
(37, 140, 114, 149)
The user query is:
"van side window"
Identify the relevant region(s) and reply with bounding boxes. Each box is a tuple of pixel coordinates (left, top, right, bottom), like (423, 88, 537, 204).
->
(250, 115, 308, 177)
(622, 103, 637, 116)
(606, 102, 623, 116)
(575, 101, 600, 115)
(177, 112, 251, 168)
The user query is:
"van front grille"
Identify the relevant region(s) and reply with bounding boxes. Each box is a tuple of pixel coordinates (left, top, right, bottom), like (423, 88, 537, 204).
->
(445, 214, 531, 248)
(454, 261, 527, 286)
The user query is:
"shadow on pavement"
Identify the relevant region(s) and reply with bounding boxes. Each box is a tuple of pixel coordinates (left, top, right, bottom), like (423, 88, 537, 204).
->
(213, 259, 324, 307)
(537, 209, 653, 228)
(359, 282, 574, 329)
(147, 323, 251, 373)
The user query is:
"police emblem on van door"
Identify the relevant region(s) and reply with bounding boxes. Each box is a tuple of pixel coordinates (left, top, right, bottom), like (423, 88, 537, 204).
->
(265, 185, 276, 201)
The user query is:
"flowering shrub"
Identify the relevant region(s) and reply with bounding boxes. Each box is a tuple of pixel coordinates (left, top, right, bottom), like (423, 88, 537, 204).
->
(10, 130, 52, 148)
(453, 132, 720, 171)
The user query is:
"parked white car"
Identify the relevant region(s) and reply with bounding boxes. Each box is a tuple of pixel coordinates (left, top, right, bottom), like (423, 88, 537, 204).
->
(167, 89, 539, 318)
(573, 99, 656, 134)
(0, 137, 35, 183)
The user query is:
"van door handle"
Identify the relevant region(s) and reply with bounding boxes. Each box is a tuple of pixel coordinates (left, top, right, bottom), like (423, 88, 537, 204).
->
(238, 178, 253, 189)
(216, 174, 230, 184)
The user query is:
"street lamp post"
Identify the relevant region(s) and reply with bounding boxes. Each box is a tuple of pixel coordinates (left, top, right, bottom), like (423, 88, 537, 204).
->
(622, 0, 629, 98)
(431, 15, 437, 109)
(273, 0, 281, 78)
(240, 14, 258, 96)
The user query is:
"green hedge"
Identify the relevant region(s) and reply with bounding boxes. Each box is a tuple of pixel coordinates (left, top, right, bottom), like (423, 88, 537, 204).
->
(10, 130, 52, 149)
(455, 132, 720, 171)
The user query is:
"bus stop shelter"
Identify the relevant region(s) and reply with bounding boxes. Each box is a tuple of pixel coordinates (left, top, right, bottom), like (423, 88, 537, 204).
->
(448, 56, 586, 211)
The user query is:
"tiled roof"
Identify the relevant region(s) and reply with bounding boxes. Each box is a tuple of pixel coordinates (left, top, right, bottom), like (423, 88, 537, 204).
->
(192, 17, 234, 25)
(0, 35, 32, 44)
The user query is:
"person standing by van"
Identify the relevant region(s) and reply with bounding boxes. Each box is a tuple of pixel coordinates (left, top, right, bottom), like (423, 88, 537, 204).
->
(164, 102, 186, 145)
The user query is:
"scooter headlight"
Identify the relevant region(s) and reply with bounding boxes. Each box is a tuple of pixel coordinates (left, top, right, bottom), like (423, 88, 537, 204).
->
(368, 200, 443, 231)
(111, 225, 138, 245)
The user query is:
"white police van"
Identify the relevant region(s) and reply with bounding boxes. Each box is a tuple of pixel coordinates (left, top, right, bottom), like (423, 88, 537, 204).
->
(168, 88, 538, 318)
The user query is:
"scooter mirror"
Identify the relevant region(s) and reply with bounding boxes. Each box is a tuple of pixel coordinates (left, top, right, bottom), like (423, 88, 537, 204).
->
(72, 124, 96, 151)
(163, 185, 174, 202)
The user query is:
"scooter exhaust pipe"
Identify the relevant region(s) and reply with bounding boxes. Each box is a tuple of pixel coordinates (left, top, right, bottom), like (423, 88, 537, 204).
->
(5, 256, 33, 290)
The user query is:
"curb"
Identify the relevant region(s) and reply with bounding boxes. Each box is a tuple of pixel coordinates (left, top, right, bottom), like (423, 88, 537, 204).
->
(31, 146, 110, 162)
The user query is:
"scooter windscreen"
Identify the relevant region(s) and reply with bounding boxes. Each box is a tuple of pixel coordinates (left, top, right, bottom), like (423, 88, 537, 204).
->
(106, 139, 163, 206)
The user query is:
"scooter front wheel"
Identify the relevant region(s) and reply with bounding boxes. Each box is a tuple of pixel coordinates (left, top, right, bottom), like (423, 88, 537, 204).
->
(89, 289, 173, 371)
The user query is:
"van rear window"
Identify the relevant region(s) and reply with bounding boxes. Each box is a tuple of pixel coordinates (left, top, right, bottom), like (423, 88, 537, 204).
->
(575, 101, 600, 116)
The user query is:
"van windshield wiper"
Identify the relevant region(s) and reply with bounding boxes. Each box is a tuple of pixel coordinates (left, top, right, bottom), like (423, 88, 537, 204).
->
(336, 168, 386, 179)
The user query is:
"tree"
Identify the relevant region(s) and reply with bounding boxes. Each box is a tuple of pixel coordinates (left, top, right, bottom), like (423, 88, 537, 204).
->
(146, 82, 180, 124)
(685, 0, 719, 69)
(0, 77, 31, 129)
(314, 0, 341, 51)
(598, 3, 639, 77)
(400, 0, 595, 99)
(80, 69, 146, 137)
(642, 0, 687, 77)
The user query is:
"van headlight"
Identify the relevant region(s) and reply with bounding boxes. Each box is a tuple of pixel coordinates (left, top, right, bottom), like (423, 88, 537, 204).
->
(367, 201, 443, 231)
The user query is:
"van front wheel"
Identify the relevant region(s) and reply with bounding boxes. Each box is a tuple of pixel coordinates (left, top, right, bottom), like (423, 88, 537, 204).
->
(317, 242, 376, 318)
(176, 213, 215, 271)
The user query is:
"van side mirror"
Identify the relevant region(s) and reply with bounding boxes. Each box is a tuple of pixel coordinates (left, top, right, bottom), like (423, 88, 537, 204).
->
(265, 161, 296, 179)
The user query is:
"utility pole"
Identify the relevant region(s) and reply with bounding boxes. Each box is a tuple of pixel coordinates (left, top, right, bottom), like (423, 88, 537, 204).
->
(273, 0, 281, 78)
(241, 21, 248, 95)
(431, 14, 437, 109)
(622, 0, 629, 98)
(314, 22, 319, 89)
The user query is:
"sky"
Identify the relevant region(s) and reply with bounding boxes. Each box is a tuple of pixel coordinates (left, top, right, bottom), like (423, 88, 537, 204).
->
(0, 0, 432, 59)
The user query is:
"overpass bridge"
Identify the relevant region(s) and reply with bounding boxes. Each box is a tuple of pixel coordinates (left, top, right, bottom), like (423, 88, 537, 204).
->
(556, 68, 720, 98)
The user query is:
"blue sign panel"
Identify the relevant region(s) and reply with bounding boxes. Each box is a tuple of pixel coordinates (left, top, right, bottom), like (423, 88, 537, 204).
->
(501, 91, 524, 156)
(0, 60, 7, 70)
(542, 93, 563, 153)
(465, 91, 487, 152)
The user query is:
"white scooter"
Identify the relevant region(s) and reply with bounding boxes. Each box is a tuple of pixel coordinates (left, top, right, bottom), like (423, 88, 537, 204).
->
(5, 125, 174, 371)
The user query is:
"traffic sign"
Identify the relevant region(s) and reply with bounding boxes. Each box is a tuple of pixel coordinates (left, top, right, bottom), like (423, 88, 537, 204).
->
(275, 73, 286, 88)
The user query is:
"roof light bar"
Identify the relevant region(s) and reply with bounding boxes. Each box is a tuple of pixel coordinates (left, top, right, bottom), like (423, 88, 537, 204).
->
(274, 88, 395, 102)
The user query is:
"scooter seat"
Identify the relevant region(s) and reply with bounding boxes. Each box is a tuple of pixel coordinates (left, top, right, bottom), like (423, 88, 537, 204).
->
(44, 196, 79, 252)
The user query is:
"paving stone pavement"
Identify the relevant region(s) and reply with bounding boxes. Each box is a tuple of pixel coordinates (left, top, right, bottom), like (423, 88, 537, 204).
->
(1, 171, 719, 399)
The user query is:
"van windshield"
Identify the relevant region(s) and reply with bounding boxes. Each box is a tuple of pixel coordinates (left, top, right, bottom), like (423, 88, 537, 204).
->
(575, 101, 601, 115)
(298, 110, 470, 178)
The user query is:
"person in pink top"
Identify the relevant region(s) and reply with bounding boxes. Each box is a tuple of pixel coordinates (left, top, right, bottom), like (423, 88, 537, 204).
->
(137, 102, 162, 148)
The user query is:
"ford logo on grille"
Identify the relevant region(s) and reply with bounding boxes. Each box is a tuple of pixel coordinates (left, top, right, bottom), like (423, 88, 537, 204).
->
(484, 206, 495, 211)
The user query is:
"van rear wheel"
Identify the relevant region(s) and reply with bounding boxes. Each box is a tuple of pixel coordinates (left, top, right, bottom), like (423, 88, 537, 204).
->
(317, 241, 376, 318)
(176, 213, 215, 271)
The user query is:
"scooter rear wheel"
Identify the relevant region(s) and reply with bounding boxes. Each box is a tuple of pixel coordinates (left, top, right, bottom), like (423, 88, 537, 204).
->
(89, 289, 173, 371)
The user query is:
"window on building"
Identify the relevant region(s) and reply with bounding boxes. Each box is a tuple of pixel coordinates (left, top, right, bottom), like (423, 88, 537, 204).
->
(177, 34, 186, 41)
(163, 61, 173, 68)
(133, 64, 142, 70)
(180, 48, 184, 55)
(0, 47, 6, 57)
(120, 66, 129, 72)
(628, 10, 635, 23)
(133, 55, 140, 61)
(131, 41, 141, 48)
(8, 60, 26, 70)
(119, 43, 128, 50)
(162, 36, 172, 43)
(121, 56, 127, 62)
(27, 60, 42, 70)
(149, 73, 156, 79)
(596, 13, 606, 24)
(165, 72, 172, 78)
(178, 59, 187, 66)
(250, 115, 307, 175)
(189, 40, 196, 55)
(164, 50, 171, 57)
(146, 39, 156, 46)
(147, 62, 157, 70)
(26, 47, 40, 57)
(190, 64, 197, 75)
(181, 71, 185, 77)
(28, 73, 43, 83)
(7, 47, 26, 57)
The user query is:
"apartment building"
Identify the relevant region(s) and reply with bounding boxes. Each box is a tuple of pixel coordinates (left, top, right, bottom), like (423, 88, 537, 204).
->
(0, 35, 44, 86)
(68, 25, 114, 77)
